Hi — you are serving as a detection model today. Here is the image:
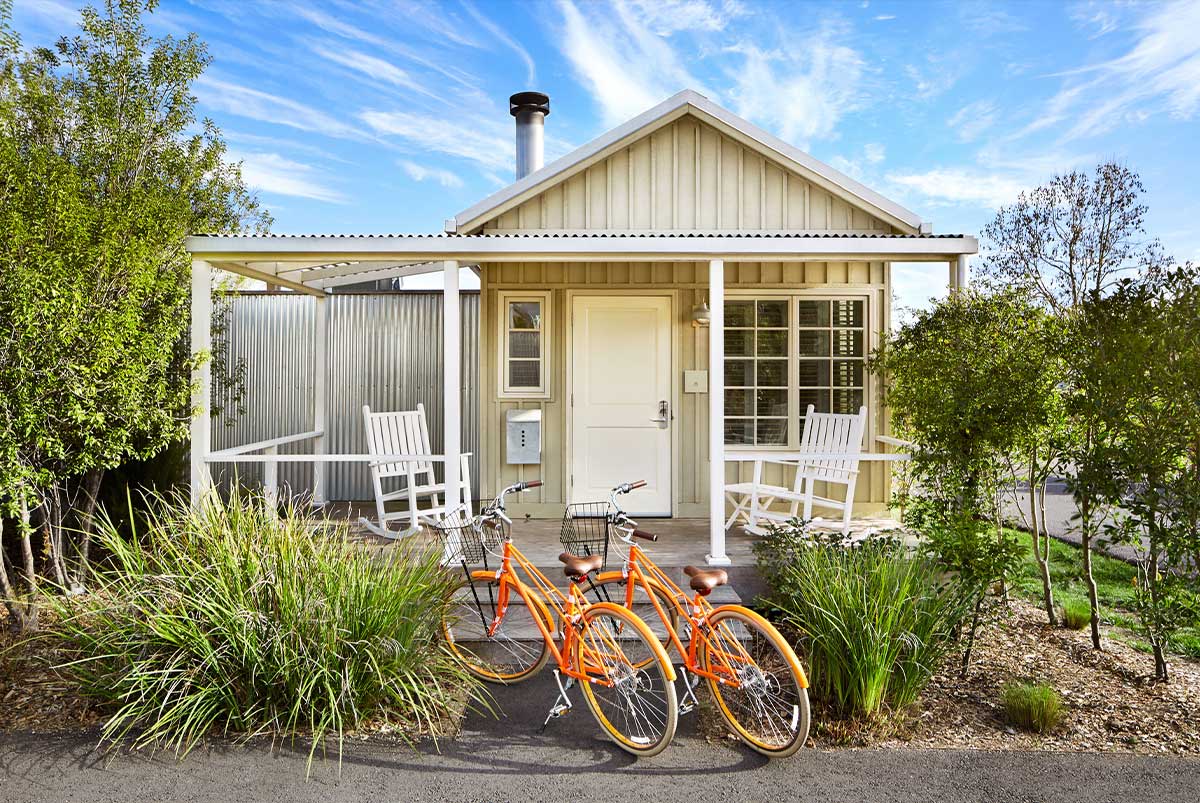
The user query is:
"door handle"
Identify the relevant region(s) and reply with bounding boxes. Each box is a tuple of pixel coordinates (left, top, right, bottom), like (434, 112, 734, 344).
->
(649, 400, 669, 426)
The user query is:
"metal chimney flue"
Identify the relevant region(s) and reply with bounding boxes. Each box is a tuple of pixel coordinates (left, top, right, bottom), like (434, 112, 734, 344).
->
(510, 91, 549, 180)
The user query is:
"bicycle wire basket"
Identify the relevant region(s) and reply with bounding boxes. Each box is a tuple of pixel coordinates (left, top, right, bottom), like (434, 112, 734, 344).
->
(559, 501, 611, 568)
(430, 507, 508, 567)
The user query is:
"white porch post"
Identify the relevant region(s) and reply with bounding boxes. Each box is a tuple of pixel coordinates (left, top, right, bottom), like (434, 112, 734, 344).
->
(950, 254, 969, 293)
(311, 294, 328, 506)
(707, 258, 731, 566)
(189, 258, 213, 506)
(443, 260, 462, 511)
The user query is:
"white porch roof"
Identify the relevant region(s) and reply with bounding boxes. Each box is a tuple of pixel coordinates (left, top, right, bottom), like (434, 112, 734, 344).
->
(185, 231, 978, 295)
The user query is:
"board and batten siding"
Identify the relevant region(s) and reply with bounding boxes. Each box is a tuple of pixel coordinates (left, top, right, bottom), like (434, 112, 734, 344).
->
(480, 116, 900, 234)
(479, 261, 893, 518)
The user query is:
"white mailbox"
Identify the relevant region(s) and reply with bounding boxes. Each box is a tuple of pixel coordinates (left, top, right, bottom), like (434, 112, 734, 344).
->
(506, 409, 542, 465)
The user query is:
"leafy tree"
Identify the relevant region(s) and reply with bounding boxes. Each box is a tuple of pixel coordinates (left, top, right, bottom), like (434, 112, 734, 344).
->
(871, 290, 1059, 670)
(977, 161, 1169, 314)
(1068, 266, 1200, 680)
(0, 0, 267, 631)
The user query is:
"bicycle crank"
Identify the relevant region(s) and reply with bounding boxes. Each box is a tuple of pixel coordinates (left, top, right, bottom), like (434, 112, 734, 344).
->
(678, 667, 701, 715)
(540, 670, 575, 732)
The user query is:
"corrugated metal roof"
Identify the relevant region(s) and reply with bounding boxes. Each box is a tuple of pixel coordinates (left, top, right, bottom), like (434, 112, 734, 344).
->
(194, 231, 969, 239)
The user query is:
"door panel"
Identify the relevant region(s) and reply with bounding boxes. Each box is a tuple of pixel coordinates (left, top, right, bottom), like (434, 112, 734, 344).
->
(571, 296, 672, 515)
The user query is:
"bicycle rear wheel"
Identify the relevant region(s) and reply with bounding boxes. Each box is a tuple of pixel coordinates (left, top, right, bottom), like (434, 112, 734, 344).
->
(443, 570, 553, 683)
(574, 603, 678, 757)
(698, 606, 810, 757)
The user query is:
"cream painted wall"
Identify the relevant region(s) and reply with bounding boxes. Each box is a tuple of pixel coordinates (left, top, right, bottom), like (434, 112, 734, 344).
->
(479, 261, 893, 519)
(481, 116, 900, 234)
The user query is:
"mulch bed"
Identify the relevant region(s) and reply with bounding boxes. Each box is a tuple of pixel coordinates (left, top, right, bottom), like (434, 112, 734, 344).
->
(874, 598, 1200, 755)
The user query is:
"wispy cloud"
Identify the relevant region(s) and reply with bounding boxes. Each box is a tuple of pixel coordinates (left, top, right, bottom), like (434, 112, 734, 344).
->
(886, 168, 1033, 209)
(13, 0, 79, 30)
(361, 106, 514, 173)
(311, 43, 433, 96)
(462, 1, 537, 85)
(1026, 0, 1200, 142)
(233, 152, 347, 203)
(729, 36, 864, 147)
(948, 100, 998, 143)
(556, 0, 709, 127)
(624, 0, 745, 35)
(196, 77, 362, 140)
(400, 160, 464, 188)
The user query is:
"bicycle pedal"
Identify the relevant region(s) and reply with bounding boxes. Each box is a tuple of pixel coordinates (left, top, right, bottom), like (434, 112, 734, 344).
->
(678, 700, 697, 715)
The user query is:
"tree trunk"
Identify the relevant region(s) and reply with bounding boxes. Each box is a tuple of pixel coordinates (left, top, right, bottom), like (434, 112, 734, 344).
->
(1146, 540, 1169, 683)
(961, 596, 984, 677)
(0, 516, 25, 632)
(42, 488, 69, 590)
(17, 497, 39, 632)
(1029, 470, 1056, 626)
(69, 468, 103, 591)
(1079, 493, 1102, 650)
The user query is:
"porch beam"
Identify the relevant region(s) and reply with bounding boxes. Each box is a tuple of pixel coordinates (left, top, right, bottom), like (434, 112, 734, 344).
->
(707, 258, 731, 567)
(187, 234, 980, 267)
(443, 260, 462, 513)
(189, 259, 213, 506)
(210, 261, 327, 297)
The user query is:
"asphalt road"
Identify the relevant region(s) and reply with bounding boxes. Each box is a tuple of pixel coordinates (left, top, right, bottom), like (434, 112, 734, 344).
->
(2, 671, 1198, 803)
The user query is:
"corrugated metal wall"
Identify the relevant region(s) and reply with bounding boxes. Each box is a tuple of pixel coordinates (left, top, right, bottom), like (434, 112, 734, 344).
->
(214, 292, 479, 501)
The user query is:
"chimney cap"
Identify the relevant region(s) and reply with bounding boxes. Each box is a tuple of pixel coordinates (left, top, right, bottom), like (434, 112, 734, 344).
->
(509, 91, 550, 117)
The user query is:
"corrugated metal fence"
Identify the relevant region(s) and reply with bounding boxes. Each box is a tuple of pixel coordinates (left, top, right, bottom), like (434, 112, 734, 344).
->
(213, 292, 480, 501)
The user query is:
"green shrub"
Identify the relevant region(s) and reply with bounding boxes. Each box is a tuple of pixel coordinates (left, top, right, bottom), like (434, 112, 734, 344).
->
(1003, 682, 1062, 733)
(754, 525, 969, 718)
(1060, 598, 1091, 630)
(45, 491, 473, 765)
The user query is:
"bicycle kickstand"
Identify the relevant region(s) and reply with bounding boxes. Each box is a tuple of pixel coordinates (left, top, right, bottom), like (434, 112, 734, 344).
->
(540, 669, 575, 733)
(678, 667, 701, 715)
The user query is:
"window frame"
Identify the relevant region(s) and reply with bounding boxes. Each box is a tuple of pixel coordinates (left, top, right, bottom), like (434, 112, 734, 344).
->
(723, 290, 872, 451)
(497, 290, 552, 400)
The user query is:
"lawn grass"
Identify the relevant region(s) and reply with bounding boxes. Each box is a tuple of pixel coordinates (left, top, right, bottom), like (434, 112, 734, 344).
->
(1008, 530, 1200, 659)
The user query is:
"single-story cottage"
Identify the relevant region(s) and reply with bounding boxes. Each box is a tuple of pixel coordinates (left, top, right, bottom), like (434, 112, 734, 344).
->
(186, 89, 976, 565)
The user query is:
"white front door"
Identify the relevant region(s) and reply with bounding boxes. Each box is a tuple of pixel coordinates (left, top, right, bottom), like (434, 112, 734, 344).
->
(571, 296, 672, 515)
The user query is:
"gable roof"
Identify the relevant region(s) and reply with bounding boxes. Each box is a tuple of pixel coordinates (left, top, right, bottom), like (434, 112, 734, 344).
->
(452, 89, 924, 235)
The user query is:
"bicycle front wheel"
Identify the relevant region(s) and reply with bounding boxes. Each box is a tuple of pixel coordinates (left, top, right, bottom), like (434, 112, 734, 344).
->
(443, 570, 553, 683)
(699, 606, 810, 757)
(574, 603, 678, 757)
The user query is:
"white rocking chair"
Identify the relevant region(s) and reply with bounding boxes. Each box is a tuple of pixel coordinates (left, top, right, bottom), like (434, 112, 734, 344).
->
(737, 405, 867, 536)
(358, 404, 472, 539)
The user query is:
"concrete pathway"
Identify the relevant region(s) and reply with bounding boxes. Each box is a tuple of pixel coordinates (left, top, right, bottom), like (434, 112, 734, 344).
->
(1003, 483, 1144, 564)
(2, 672, 1197, 803)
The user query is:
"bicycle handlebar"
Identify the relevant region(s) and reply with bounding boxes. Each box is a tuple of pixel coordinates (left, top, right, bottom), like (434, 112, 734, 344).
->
(613, 480, 647, 495)
(631, 529, 658, 542)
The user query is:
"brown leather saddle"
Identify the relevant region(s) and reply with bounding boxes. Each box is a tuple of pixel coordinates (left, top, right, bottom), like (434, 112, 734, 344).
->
(683, 565, 728, 595)
(558, 551, 603, 580)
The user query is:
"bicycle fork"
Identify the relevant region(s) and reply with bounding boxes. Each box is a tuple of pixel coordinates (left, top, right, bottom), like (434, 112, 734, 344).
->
(540, 669, 575, 732)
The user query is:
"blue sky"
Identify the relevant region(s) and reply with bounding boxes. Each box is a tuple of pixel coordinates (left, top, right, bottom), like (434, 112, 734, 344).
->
(13, 0, 1200, 310)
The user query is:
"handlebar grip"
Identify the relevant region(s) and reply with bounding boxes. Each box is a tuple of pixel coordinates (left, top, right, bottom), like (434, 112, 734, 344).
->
(628, 480, 647, 490)
(520, 480, 543, 490)
(631, 529, 658, 542)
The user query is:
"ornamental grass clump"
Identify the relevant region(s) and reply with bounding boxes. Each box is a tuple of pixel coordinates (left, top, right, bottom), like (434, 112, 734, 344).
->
(755, 525, 968, 719)
(1002, 681, 1062, 733)
(45, 490, 474, 765)
(1060, 598, 1091, 631)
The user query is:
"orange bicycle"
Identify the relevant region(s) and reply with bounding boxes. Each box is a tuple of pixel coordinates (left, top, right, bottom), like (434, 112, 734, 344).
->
(435, 481, 679, 757)
(563, 481, 811, 757)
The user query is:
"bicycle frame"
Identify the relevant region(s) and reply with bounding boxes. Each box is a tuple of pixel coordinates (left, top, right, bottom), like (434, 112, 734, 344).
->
(598, 488, 808, 691)
(458, 486, 677, 686)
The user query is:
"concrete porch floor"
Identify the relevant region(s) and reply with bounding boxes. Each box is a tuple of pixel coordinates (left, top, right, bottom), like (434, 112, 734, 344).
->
(321, 502, 903, 603)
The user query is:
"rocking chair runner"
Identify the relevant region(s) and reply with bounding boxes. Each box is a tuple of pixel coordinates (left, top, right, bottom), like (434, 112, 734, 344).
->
(358, 404, 472, 539)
